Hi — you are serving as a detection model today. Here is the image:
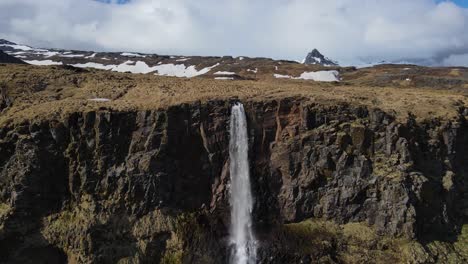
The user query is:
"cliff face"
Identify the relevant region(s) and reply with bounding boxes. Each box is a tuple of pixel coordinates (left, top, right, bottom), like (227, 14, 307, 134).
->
(0, 98, 467, 263)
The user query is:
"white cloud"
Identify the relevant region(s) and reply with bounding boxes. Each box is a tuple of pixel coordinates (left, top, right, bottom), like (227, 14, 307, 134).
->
(0, 0, 467, 65)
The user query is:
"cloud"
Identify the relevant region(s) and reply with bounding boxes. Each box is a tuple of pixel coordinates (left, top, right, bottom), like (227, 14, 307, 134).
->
(442, 53, 468, 66)
(0, 0, 467, 65)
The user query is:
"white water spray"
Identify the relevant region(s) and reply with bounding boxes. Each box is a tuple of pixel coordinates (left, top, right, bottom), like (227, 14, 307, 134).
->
(229, 103, 257, 264)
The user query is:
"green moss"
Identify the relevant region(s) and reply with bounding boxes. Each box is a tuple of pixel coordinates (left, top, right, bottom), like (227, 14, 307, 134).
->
(408, 224, 468, 263)
(279, 219, 340, 255)
(342, 222, 377, 244)
(454, 224, 468, 259)
(279, 219, 410, 263)
(340, 222, 407, 263)
(44, 210, 84, 234)
(157, 213, 201, 264)
(132, 209, 175, 238)
(0, 203, 11, 217)
(0, 203, 11, 233)
(279, 219, 468, 263)
(160, 251, 183, 264)
(442, 171, 455, 191)
(372, 153, 404, 180)
(160, 232, 184, 264)
(284, 219, 339, 238)
(174, 213, 205, 244)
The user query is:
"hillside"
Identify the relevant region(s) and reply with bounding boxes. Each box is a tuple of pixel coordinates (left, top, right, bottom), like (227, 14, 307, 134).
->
(0, 58, 467, 263)
(0, 50, 25, 64)
(0, 63, 467, 127)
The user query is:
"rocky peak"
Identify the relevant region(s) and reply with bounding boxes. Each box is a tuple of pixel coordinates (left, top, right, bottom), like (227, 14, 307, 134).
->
(303, 49, 338, 66)
(0, 39, 16, 45)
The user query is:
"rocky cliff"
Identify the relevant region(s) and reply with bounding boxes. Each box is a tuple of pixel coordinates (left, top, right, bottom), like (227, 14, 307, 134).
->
(1, 95, 467, 263)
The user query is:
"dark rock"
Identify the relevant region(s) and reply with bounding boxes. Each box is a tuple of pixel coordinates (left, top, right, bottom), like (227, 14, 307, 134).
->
(0, 50, 26, 64)
(0, 98, 467, 263)
(303, 49, 338, 66)
(0, 39, 16, 45)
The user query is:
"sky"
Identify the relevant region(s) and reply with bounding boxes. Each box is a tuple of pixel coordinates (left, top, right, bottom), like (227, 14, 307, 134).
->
(1, 0, 468, 66)
(443, 0, 468, 7)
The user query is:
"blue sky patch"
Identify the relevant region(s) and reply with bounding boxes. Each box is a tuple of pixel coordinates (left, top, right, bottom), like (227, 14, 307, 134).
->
(453, 0, 468, 7)
(437, 0, 468, 8)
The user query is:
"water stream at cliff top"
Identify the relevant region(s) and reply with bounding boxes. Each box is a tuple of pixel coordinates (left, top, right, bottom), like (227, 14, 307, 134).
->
(229, 103, 257, 264)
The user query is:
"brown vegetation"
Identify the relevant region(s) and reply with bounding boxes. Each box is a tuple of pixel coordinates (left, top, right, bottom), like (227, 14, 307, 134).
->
(0, 63, 467, 127)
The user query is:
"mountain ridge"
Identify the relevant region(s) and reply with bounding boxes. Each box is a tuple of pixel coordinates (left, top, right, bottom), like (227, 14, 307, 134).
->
(0, 38, 345, 82)
(303, 49, 339, 66)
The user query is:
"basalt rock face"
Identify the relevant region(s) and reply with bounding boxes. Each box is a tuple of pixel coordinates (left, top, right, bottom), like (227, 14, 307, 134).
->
(0, 98, 467, 263)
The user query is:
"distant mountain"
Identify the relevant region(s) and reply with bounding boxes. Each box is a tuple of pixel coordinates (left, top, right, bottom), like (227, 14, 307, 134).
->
(303, 49, 338, 66)
(0, 50, 26, 64)
(0, 39, 17, 45)
(0, 39, 343, 81)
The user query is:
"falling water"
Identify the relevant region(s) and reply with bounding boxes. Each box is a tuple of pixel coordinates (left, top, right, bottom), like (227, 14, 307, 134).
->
(229, 102, 257, 264)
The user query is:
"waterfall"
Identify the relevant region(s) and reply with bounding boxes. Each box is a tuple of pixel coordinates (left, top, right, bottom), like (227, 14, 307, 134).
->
(229, 102, 257, 264)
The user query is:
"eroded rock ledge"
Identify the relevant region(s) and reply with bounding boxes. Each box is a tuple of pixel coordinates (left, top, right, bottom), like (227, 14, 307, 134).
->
(0, 98, 467, 263)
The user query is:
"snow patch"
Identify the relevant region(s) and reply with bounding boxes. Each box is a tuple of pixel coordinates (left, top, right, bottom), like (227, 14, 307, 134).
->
(72, 62, 115, 70)
(176, 58, 189, 62)
(214, 71, 236, 75)
(42, 51, 60, 57)
(247, 68, 258, 73)
(297, 71, 340, 82)
(273, 74, 292, 79)
(72, 61, 220, 77)
(121, 52, 146, 58)
(60, 54, 85, 58)
(88, 98, 111, 102)
(0, 44, 34, 51)
(154, 63, 219, 78)
(215, 77, 234, 80)
(73, 61, 155, 74)
(273, 70, 340, 82)
(70, 58, 221, 78)
(113, 60, 157, 74)
(25, 60, 63, 66)
(85, 53, 97, 59)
